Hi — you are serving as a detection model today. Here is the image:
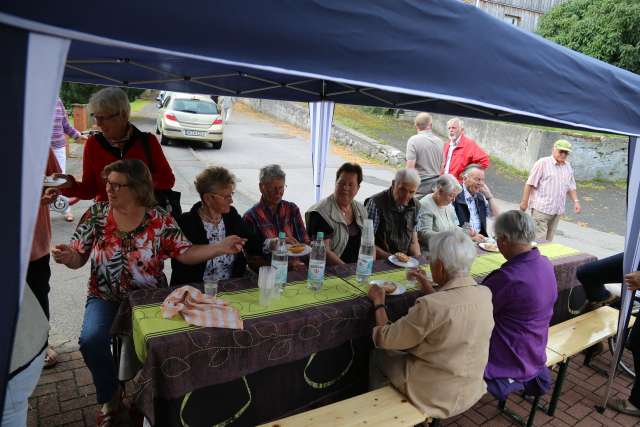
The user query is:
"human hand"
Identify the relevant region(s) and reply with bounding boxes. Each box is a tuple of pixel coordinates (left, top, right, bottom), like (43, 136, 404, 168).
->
(519, 201, 528, 212)
(51, 244, 76, 265)
(625, 272, 640, 292)
(284, 236, 299, 245)
(480, 183, 494, 200)
(290, 259, 307, 272)
(76, 135, 88, 144)
(220, 235, 247, 254)
(471, 233, 485, 242)
(42, 188, 60, 204)
(367, 284, 385, 305)
(574, 200, 581, 214)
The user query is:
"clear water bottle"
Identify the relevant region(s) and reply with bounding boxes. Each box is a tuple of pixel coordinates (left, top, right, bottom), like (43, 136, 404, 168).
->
(271, 232, 288, 294)
(356, 219, 375, 283)
(307, 232, 326, 291)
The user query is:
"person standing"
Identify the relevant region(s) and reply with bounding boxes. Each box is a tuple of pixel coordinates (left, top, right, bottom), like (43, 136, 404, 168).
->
(519, 139, 581, 241)
(405, 112, 443, 198)
(441, 117, 489, 182)
(51, 97, 87, 221)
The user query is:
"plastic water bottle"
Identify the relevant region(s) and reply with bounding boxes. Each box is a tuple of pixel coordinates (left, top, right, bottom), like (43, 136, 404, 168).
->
(356, 219, 375, 283)
(307, 232, 326, 291)
(271, 232, 288, 294)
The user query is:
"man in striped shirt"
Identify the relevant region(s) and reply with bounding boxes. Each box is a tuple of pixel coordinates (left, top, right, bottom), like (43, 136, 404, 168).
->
(520, 140, 581, 241)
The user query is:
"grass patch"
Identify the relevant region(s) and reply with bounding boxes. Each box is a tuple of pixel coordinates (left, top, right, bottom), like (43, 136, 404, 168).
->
(490, 155, 529, 180)
(130, 99, 151, 113)
(518, 123, 620, 140)
(333, 105, 415, 145)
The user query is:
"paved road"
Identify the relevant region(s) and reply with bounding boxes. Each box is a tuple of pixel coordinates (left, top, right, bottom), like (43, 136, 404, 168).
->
(47, 102, 625, 348)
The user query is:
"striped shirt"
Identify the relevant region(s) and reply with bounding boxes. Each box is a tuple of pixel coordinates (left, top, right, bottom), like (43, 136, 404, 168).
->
(526, 156, 576, 215)
(51, 98, 80, 149)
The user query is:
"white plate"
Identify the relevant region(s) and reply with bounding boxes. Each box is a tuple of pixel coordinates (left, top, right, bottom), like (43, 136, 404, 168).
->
(286, 244, 311, 257)
(478, 242, 500, 252)
(387, 255, 419, 268)
(531, 241, 538, 247)
(370, 280, 406, 296)
(43, 177, 67, 187)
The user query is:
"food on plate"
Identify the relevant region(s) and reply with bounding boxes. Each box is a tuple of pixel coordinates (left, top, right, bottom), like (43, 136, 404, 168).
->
(394, 252, 410, 263)
(382, 281, 397, 294)
(289, 244, 306, 254)
(482, 242, 498, 252)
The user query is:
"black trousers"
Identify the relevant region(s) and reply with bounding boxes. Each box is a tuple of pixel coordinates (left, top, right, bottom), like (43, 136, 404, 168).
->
(26, 254, 51, 320)
(576, 252, 623, 302)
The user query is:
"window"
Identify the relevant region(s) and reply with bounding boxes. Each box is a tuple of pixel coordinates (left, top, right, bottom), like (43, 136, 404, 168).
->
(171, 99, 218, 115)
(503, 14, 521, 26)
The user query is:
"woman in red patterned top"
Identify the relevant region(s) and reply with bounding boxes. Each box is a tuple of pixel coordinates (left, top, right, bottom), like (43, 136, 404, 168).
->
(52, 159, 245, 426)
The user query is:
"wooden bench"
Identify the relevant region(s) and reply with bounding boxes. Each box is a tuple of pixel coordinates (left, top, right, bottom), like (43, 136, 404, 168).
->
(544, 306, 635, 416)
(257, 385, 433, 427)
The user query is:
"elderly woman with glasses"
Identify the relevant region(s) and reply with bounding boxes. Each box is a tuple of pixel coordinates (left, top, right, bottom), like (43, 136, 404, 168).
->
(306, 162, 368, 265)
(171, 166, 253, 285)
(59, 87, 175, 205)
(52, 159, 245, 426)
(416, 174, 461, 251)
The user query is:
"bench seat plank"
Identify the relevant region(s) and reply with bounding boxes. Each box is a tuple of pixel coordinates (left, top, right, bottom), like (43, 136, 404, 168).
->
(546, 347, 565, 366)
(257, 386, 426, 427)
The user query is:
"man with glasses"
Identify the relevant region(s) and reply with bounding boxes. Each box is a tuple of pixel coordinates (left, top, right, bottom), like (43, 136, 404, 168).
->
(520, 139, 581, 241)
(243, 164, 309, 268)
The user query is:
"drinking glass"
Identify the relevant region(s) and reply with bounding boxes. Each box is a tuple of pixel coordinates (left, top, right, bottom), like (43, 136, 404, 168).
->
(204, 279, 219, 298)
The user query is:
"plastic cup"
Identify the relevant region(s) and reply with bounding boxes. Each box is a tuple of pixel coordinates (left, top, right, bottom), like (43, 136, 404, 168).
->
(405, 267, 418, 284)
(204, 279, 219, 298)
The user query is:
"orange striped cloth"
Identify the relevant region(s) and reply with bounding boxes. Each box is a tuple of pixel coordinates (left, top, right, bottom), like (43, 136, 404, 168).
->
(161, 286, 243, 329)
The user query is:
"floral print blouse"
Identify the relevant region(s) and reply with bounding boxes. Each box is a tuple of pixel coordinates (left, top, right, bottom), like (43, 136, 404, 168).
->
(202, 219, 234, 282)
(71, 202, 192, 301)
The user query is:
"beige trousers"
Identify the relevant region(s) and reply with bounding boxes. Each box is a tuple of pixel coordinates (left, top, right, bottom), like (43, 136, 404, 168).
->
(531, 208, 561, 242)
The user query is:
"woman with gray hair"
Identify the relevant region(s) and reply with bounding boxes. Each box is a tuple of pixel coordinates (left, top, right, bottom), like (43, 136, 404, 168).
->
(367, 229, 494, 418)
(59, 87, 176, 206)
(416, 173, 461, 250)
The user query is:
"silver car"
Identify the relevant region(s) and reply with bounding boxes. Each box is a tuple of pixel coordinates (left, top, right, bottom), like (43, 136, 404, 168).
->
(156, 93, 223, 149)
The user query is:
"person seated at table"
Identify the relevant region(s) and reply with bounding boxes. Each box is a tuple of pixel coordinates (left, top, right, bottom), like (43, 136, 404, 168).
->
(243, 164, 308, 270)
(171, 166, 254, 285)
(364, 168, 421, 259)
(481, 210, 557, 401)
(453, 164, 499, 241)
(367, 229, 494, 419)
(52, 160, 245, 426)
(306, 162, 368, 265)
(416, 173, 461, 251)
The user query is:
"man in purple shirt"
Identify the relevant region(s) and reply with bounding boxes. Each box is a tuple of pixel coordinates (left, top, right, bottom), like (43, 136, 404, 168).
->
(482, 210, 557, 399)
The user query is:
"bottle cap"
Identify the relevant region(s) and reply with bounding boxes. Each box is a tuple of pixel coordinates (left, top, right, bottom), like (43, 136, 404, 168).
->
(317, 231, 324, 240)
(278, 231, 286, 238)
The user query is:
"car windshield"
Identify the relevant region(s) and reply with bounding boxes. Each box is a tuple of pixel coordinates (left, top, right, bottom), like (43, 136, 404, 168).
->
(172, 99, 218, 115)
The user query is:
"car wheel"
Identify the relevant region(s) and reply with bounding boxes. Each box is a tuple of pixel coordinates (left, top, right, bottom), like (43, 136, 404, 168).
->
(160, 135, 170, 146)
(211, 140, 222, 150)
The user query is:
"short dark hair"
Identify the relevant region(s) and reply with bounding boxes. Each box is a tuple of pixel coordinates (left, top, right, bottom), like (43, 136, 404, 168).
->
(102, 159, 156, 207)
(336, 162, 363, 185)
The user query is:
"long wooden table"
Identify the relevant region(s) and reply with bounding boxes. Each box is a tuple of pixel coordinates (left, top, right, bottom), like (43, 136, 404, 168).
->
(111, 243, 595, 426)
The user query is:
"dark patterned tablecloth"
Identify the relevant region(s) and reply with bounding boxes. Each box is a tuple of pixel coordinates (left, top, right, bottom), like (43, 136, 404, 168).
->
(111, 243, 595, 425)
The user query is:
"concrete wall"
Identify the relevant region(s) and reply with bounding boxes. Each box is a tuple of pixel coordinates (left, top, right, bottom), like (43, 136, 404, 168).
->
(241, 98, 628, 181)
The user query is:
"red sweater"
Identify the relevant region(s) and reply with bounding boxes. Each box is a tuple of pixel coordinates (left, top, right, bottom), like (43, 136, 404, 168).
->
(64, 126, 175, 201)
(440, 133, 490, 182)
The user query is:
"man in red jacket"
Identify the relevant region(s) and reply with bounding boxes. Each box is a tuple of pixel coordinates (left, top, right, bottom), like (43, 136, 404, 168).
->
(441, 117, 490, 182)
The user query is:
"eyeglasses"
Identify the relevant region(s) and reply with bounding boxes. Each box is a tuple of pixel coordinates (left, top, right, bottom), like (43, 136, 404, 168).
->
(210, 192, 234, 202)
(266, 184, 287, 193)
(91, 112, 120, 122)
(558, 150, 570, 155)
(106, 180, 129, 192)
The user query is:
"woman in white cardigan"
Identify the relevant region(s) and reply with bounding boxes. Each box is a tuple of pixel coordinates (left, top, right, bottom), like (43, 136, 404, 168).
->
(417, 174, 461, 250)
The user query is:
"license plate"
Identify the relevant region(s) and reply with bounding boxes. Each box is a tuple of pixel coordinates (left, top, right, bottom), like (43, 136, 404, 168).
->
(184, 130, 205, 137)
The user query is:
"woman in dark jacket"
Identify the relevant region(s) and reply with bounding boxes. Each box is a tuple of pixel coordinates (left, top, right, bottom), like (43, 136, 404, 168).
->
(171, 166, 252, 285)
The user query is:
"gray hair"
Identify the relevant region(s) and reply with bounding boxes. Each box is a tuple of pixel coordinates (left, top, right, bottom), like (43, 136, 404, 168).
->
(434, 174, 461, 194)
(394, 168, 420, 187)
(430, 230, 476, 278)
(494, 210, 536, 245)
(461, 163, 484, 179)
(88, 87, 131, 120)
(414, 112, 432, 130)
(447, 117, 464, 129)
(259, 164, 286, 183)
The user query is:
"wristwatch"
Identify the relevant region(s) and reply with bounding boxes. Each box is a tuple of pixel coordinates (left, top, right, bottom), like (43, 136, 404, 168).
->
(374, 303, 386, 312)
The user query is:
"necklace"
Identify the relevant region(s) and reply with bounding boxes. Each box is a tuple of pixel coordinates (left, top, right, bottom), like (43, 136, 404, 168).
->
(199, 206, 222, 224)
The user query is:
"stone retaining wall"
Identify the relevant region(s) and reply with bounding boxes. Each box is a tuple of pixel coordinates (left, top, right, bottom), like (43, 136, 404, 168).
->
(240, 98, 628, 180)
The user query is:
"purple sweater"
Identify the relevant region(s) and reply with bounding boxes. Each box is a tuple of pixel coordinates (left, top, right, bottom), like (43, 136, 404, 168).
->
(51, 98, 80, 149)
(482, 248, 558, 381)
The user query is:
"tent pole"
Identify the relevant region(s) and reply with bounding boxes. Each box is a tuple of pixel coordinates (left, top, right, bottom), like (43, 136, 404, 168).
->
(309, 101, 335, 203)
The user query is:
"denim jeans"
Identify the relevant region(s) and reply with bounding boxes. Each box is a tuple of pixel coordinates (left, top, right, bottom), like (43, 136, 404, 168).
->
(79, 297, 120, 404)
(576, 252, 624, 302)
(2, 349, 45, 427)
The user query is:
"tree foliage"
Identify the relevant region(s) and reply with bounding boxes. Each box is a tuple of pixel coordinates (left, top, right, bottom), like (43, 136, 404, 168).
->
(537, 0, 640, 75)
(59, 83, 145, 109)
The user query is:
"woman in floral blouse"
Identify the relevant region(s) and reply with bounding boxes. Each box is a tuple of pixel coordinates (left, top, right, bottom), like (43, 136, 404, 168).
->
(170, 166, 253, 286)
(52, 159, 246, 426)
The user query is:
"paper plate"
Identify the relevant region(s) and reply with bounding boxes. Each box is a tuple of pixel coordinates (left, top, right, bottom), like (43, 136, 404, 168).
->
(286, 244, 311, 257)
(387, 255, 419, 268)
(370, 280, 406, 296)
(478, 242, 500, 252)
(43, 177, 67, 187)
